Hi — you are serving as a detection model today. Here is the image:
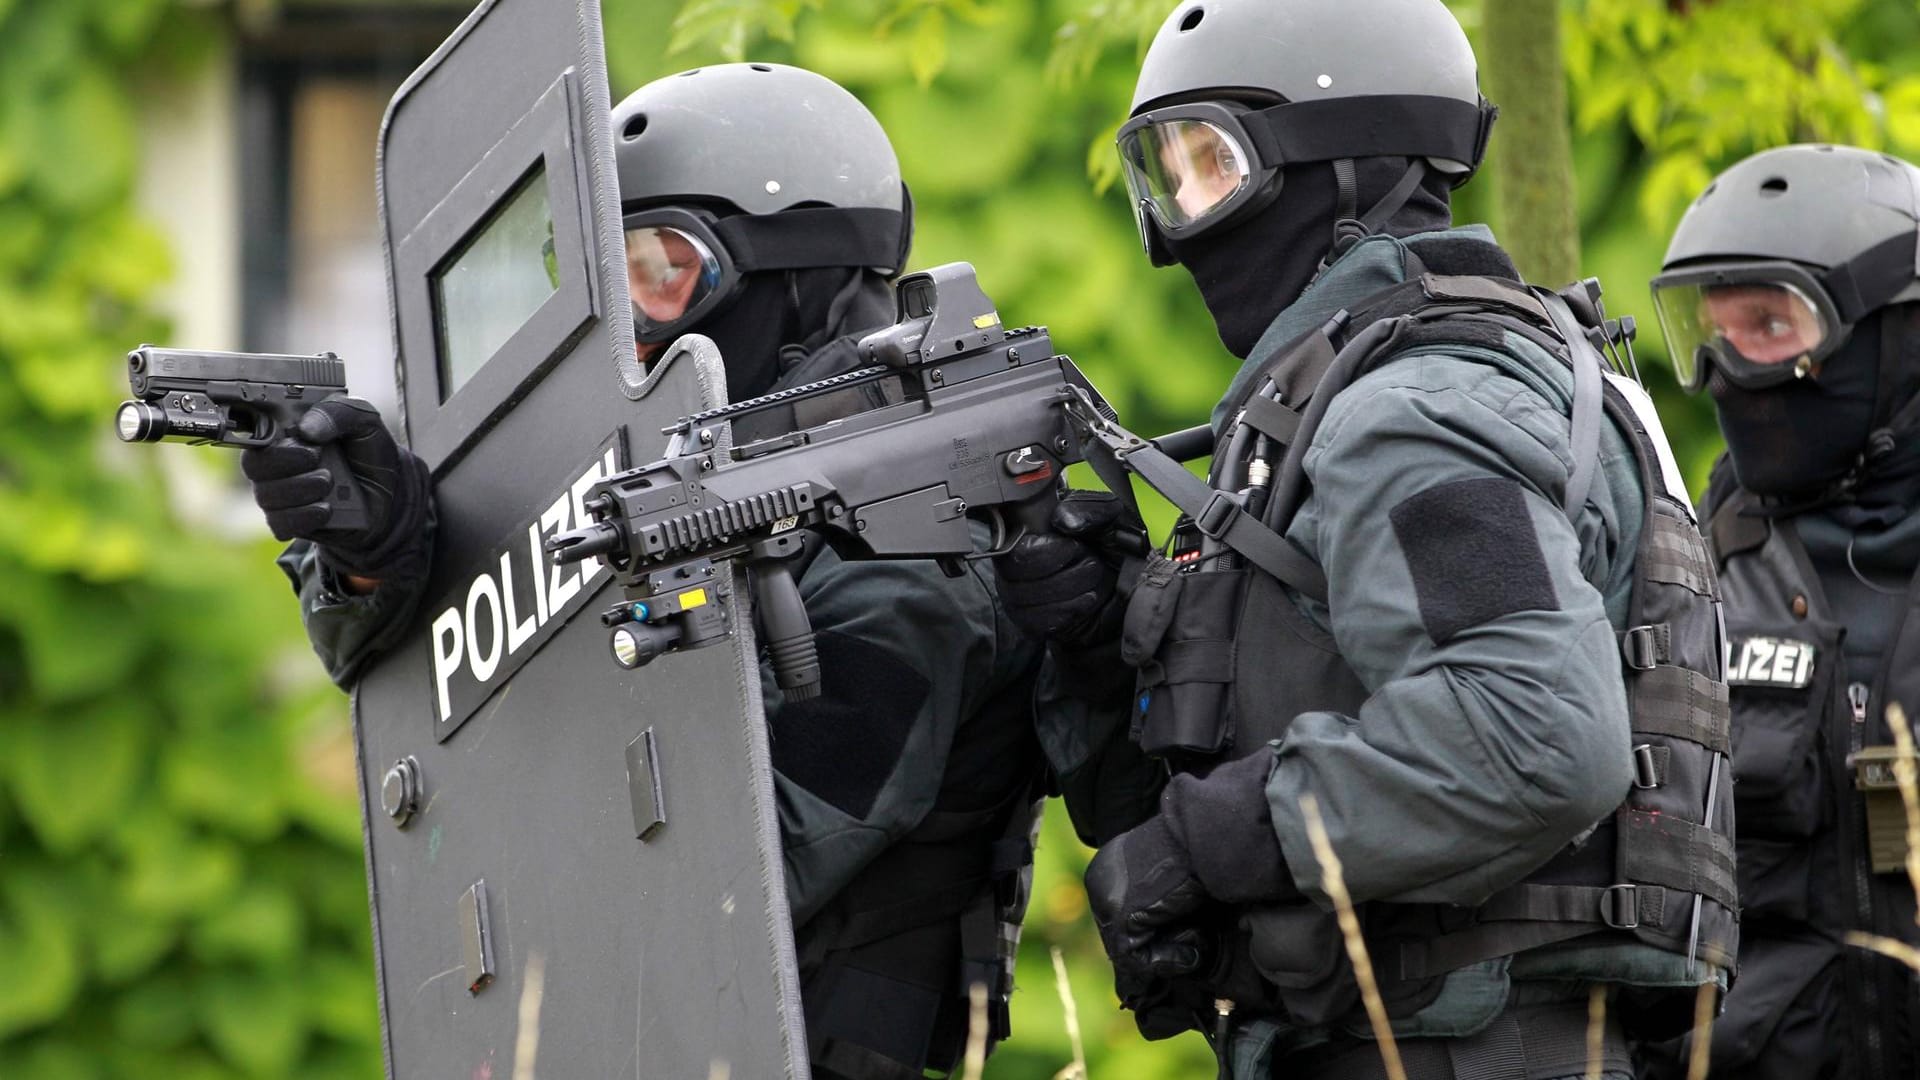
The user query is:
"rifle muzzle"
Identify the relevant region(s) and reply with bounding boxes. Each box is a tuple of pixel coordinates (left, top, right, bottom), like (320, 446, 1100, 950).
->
(546, 522, 624, 566)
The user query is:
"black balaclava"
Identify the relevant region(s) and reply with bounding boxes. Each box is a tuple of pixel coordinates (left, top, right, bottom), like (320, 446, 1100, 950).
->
(1165, 155, 1452, 358)
(1713, 304, 1920, 521)
(701, 265, 888, 402)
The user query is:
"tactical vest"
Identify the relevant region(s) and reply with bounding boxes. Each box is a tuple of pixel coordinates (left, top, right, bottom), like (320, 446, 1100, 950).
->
(1703, 486, 1920, 1077)
(1099, 273, 1737, 1038)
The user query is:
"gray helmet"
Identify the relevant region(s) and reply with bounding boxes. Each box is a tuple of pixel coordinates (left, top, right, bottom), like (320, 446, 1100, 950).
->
(1652, 144, 1920, 392)
(613, 64, 912, 342)
(1116, 0, 1494, 263)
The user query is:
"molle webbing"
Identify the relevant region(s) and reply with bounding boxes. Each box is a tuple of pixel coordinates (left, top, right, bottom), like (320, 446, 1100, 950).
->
(1631, 667, 1732, 754)
(1620, 809, 1738, 912)
(1643, 514, 1720, 597)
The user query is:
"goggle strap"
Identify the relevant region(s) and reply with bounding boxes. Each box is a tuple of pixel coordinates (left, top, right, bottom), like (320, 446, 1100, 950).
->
(713, 207, 906, 275)
(1820, 231, 1919, 324)
(1246, 94, 1491, 170)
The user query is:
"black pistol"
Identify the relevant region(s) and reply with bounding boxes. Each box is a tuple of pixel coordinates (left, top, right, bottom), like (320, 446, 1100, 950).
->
(115, 346, 369, 532)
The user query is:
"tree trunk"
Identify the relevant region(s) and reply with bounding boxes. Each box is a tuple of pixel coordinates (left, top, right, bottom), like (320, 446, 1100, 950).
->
(1479, 0, 1581, 287)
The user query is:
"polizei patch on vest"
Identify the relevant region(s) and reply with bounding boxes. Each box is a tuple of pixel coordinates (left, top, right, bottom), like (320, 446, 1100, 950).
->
(1726, 635, 1817, 689)
(1390, 476, 1557, 643)
(428, 431, 627, 740)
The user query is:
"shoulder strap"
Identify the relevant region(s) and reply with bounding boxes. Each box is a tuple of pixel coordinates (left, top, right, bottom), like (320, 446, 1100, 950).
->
(1532, 288, 1606, 517)
(1082, 417, 1331, 598)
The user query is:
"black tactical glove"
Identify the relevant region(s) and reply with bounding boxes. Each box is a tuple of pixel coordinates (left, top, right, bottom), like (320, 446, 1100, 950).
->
(993, 490, 1144, 645)
(241, 397, 432, 580)
(1086, 812, 1213, 997)
(1084, 748, 1299, 1013)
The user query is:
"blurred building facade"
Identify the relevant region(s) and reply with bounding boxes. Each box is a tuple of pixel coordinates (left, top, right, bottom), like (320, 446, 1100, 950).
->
(137, 1, 469, 424)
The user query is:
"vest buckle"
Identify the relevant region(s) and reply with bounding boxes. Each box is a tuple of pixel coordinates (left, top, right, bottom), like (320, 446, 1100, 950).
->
(1631, 743, 1662, 790)
(1195, 491, 1237, 539)
(1621, 625, 1662, 671)
(1600, 884, 1640, 930)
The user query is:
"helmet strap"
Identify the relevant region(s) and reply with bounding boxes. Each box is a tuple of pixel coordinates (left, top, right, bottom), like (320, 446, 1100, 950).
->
(1321, 158, 1430, 270)
(1329, 158, 1366, 255)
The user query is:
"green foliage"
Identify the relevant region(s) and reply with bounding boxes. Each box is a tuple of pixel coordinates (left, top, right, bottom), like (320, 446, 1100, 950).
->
(1565, 0, 1920, 482)
(0, 1, 380, 1076)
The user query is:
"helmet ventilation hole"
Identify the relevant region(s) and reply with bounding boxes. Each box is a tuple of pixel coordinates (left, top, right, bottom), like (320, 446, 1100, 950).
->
(622, 113, 648, 139)
(1179, 6, 1204, 31)
(750, 63, 772, 72)
(1761, 177, 1789, 196)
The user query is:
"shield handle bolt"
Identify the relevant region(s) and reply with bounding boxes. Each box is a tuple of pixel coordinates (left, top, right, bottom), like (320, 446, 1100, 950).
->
(381, 756, 422, 828)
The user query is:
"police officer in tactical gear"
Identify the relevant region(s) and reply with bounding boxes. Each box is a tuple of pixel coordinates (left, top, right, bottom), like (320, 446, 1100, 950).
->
(998, 1, 1735, 1077)
(1643, 143, 1920, 1079)
(245, 63, 1043, 1080)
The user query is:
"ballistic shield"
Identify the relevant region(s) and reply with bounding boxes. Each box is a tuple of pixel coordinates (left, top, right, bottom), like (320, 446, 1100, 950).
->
(354, 2, 804, 1075)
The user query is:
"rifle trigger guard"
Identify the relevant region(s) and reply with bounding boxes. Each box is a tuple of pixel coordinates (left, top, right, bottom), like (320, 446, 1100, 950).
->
(965, 508, 1022, 561)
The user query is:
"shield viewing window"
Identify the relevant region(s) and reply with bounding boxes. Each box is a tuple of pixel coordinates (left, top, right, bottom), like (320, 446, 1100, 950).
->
(432, 164, 561, 400)
(392, 72, 598, 472)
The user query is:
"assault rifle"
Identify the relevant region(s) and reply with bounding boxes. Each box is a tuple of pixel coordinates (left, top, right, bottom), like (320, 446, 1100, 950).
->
(114, 346, 368, 532)
(547, 262, 1196, 700)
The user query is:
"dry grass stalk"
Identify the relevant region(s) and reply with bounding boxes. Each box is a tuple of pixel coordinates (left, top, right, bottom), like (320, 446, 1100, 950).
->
(1684, 979, 1715, 1080)
(1050, 945, 1089, 1080)
(1584, 984, 1607, 1080)
(512, 951, 546, 1080)
(1881, 701, 1920, 924)
(1840, 702, 1920, 974)
(1298, 794, 1406, 1080)
(1846, 930, 1920, 971)
(958, 981, 990, 1080)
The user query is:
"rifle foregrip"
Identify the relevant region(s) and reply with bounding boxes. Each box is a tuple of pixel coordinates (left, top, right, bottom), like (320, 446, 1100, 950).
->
(754, 559, 820, 702)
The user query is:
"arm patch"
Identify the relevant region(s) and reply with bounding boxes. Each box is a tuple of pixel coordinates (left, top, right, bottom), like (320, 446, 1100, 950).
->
(1388, 476, 1558, 643)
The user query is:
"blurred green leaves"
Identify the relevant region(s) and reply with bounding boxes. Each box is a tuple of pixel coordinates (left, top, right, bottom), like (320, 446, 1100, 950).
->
(0, 2, 380, 1076)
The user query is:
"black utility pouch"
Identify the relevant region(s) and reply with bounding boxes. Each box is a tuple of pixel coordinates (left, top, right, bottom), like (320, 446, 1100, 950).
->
(1127, 559, 1248, 758)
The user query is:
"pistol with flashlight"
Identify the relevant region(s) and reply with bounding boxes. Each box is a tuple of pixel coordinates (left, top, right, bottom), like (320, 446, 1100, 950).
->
(115, 346, 369, 533)
(545, 262, 1142, 701)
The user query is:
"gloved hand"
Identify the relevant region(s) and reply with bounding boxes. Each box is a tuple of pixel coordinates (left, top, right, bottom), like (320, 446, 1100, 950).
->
(993, 490, 1144, 645)
(1086, 812, 1213, 1001)
(241, 397, 432, 581)
(1084, 748, 1298, 1011)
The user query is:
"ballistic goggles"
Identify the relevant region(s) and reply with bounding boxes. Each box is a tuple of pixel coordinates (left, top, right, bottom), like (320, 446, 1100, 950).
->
(623, 204, 909, 344)
(1653, 232, 1919, 392)
(1649, 264, 1841, 391)
(1116, 95, 1495, 260)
